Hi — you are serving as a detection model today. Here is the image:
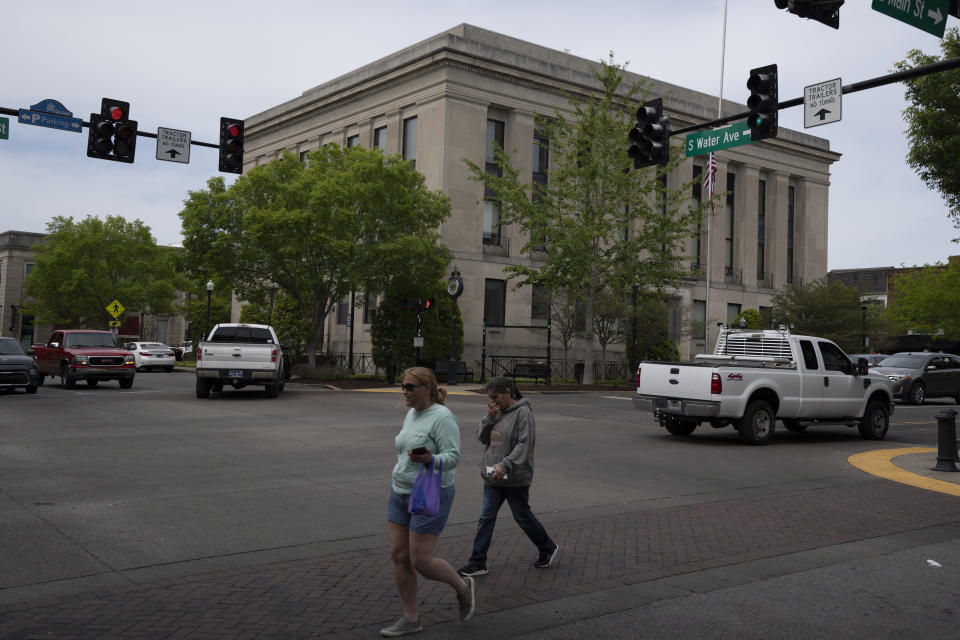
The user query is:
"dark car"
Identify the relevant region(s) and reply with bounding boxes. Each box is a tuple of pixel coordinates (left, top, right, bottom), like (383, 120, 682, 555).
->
(0, 337, 40, 394)
(848, 353, 889, 368)
(870, 352, 960, 404)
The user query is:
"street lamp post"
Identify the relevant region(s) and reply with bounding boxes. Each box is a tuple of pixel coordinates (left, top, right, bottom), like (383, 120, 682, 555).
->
(205, 280, 214, 340)
(446, 270, 463, 387)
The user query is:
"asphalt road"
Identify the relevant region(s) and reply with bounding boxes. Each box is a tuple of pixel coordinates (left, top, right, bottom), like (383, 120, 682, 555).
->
(1, 371, 958, 638)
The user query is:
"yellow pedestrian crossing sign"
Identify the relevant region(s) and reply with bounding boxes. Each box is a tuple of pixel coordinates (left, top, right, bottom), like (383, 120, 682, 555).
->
(107, 299, 125, 318)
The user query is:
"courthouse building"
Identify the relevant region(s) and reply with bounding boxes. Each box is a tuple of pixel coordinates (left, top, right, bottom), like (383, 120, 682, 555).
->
(244, 24, 839, 368)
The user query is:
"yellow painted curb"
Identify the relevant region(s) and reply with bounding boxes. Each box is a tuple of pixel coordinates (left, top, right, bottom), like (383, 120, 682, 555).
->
(348, 387, 478, 396)
(848, 448, 960, 497)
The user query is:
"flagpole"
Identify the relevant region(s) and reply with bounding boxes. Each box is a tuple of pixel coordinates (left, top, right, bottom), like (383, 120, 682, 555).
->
(705, 0, 728, 353)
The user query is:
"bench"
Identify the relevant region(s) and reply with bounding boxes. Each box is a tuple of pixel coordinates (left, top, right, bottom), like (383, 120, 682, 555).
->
(510, 362, 550, 384)
(433, 360, 474, 383)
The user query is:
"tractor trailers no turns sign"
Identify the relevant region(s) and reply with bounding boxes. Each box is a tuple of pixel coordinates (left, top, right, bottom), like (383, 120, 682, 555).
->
(804, 78, 842, 129)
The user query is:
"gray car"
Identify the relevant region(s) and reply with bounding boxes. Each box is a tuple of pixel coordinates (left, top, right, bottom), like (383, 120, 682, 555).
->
(870, 352, 960, 404)
(0, 337, 40, 394)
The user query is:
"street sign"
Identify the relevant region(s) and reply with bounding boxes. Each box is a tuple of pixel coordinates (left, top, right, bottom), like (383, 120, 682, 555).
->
(107, 299, 126, 319)
(0, 116, 8, 140)
(18, 98, 83, 133)
(108, 320, 122, 328)
(804, 78, 842, 128)
(156, 127, 191, 163)
(685, 120, 752, 158)
(872, 0, 949, 37)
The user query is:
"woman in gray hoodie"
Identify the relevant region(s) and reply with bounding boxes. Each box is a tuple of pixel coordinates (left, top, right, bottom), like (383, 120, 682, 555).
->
(457, 377, 558, 577)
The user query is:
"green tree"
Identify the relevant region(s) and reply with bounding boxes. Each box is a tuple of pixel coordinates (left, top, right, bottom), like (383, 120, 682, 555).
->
(370, 282, 463, 381)
(592, 289, 628, 381)
(733, 308, 765, 330)
(179, 147, 452, 366)
(238, 288, 311, 353)
(465, 56, 708, 383)
(771, 277, 866, 352)
(886, 260, 960, 339)
(24, 215, 177, 328)
(895, 28, 960, 232)
(549, 288, 583, 381)
(630, 294, 678, 362)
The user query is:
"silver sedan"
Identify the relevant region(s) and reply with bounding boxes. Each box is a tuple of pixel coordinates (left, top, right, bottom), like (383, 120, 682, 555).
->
(124, 342, 177, 372)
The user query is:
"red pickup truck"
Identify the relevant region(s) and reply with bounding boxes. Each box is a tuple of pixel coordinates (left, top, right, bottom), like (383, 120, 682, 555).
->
(33, 330, 137, 389)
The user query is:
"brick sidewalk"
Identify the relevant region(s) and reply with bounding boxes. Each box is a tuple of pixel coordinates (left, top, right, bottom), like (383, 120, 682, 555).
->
(2, 480, 958, 640)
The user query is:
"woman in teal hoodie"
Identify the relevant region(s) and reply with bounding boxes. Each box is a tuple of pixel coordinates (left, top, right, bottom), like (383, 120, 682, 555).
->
(382, 366, 475, 637)
(457, 377, 558, 577)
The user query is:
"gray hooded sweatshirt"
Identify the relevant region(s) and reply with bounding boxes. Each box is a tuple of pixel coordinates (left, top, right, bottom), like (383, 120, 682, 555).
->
(476, 397, 535, 487)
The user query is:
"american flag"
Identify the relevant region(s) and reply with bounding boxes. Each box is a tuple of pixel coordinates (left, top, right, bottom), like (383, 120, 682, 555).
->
(703, 152, 717, 213)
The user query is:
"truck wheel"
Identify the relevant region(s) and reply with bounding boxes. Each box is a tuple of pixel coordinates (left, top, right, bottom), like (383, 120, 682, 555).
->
(196, 379, 211, 398)
(738, 400, 775, 445)
(37, 374, 45, 386)
(119, 377, 133, 389)
(783, 420, 807, 432)
(858, 399, 889, 440)
(26, 384, 38, 394)
(60, 365, 75, 389)
(664, 418, 696, 436)
(265, 381, 280, 398)
(909, 382, 926, 405)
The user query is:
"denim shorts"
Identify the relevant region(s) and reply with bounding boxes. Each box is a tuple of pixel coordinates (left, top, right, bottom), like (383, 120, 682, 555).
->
(388, 484, 455, 535)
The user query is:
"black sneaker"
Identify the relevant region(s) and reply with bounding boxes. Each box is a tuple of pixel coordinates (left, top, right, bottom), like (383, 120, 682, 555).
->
(534, 544, 559, 569)
(457, 562, 488, 577)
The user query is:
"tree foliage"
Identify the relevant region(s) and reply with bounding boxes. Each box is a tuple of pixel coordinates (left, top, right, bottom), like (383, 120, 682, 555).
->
(592, 288, 628, 380)
(179, 147, 452, 365)
(24, 215, 177, 328)
(465, 56, 709, 383)
(885, 260, 960, 339)
(733, 308, 765, 330)
(894, 28, 960, 232)
(370, 281, 464, 381)
(771, 277, 867, 352)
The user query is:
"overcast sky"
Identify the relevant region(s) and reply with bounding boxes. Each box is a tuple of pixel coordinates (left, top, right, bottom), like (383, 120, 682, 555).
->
(2, 0, 956, 270)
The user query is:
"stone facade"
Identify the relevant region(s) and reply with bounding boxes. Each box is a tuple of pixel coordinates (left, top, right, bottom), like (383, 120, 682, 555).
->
(245, 24, 838, 367)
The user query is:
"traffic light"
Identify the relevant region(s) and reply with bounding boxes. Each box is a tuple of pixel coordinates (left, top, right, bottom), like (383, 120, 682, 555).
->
(87, 98, 137, 163)
(219, 117, 244, 174)
(421, 298, 435, 312)
(627, 98, 670, 169)
(747, 64, 778, 142)
(773, 0, 843, 29)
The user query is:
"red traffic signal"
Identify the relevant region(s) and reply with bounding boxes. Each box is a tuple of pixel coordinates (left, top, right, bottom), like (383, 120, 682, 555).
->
(219, 117, 244, 174)
(87, 98, 137, 163)
(423, 298, 435, 311)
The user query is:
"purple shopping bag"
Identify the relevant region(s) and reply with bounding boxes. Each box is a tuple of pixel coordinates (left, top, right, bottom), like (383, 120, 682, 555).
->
(407, 457, 443, 516)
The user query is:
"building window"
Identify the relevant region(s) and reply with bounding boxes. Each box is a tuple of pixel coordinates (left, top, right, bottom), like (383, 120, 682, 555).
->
(725, 172, 736, 274)
(484, 279, 506, 327)
(299, 150, 309, 165)
(787, 185, 795, 284)
(483, 201, 500, 244)
(531, 284, 550, 325)
(402, 116, 417, 168)
(693, 299, 706, 340)
(759, 305, 773, 329)
(373, 126, 387, 151)
(364, 291, 377, 324)
(337, 294, 349, 325)
(532, 132, 548, 203)
(691, 165, 703, 269)
(727, 303, 742, 326)
(23, 263, 33, 280)
(757, 178, 766, 279)
(346, 134, 359, 148)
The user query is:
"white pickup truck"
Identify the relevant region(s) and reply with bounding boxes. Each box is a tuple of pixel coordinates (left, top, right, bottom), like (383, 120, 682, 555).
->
(633, 328, 895, 445)
(195, 323, 290, 398)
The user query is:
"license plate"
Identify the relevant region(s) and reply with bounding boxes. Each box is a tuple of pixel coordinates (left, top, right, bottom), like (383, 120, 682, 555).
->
(666, 399, 682, 410)
(228, 369, 247, 378)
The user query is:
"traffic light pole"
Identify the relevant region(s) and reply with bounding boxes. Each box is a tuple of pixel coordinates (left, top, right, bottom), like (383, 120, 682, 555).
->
(670, 55, 960, 138)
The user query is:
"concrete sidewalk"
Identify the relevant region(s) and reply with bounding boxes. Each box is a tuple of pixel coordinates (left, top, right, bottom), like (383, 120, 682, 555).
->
(2, 473, 959, 639)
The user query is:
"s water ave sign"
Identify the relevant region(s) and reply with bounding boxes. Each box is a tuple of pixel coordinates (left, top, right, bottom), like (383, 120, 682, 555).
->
(685, 120, 752, 157)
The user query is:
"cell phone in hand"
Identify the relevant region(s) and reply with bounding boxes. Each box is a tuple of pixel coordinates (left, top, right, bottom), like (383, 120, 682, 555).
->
(411, 446, 428, 455)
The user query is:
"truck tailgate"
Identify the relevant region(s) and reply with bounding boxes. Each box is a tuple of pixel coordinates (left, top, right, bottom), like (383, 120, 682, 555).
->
(200, 344, 276, 370)
(638, 363, 715, 401)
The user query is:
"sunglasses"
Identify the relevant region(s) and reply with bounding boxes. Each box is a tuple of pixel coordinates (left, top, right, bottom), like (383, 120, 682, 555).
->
(401, 383, 425, 392)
